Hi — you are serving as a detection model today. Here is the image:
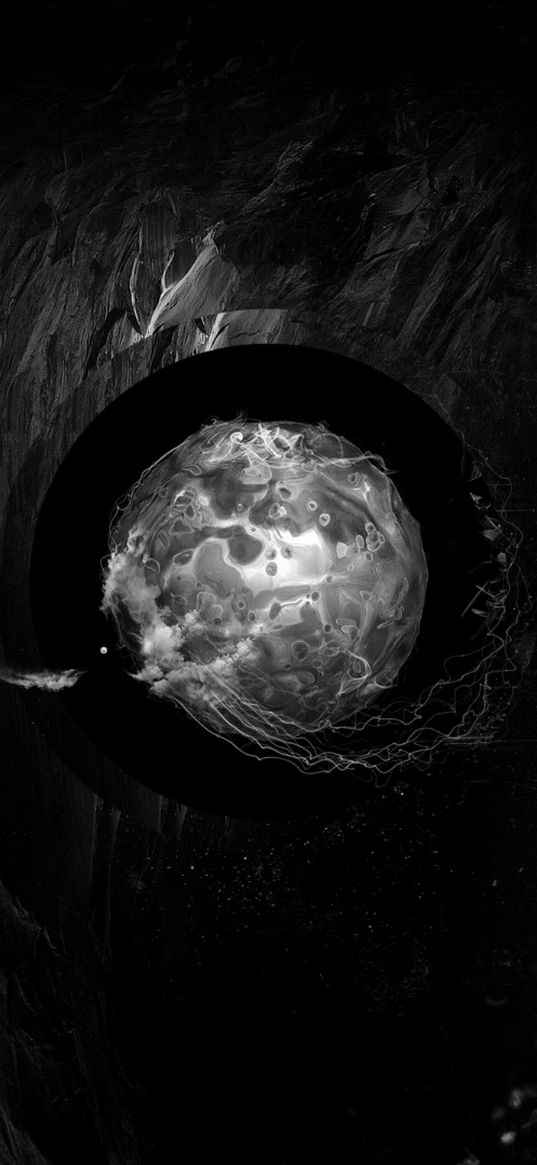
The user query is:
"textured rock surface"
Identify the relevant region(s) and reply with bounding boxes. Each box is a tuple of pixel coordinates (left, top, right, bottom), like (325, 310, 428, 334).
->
(2, 72, 537, 521)
(1, 9, 536, 1163)
(0, 875, 142, 1165)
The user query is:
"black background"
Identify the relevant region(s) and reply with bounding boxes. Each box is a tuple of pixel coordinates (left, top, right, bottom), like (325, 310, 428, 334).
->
(1, 4, 536, 1164)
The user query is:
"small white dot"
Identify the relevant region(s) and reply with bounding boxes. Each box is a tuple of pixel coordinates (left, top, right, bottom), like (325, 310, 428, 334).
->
(100, 646, 108, 655)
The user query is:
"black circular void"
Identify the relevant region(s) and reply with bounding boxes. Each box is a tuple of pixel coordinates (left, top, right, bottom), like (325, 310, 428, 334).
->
(30, 345, 497, 819)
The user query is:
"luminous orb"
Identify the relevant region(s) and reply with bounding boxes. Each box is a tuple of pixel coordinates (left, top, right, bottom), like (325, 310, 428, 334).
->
(101, 420, 428, 749)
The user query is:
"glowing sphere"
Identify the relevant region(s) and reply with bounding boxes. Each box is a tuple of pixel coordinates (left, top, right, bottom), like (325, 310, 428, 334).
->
(101, 420, 428, 753)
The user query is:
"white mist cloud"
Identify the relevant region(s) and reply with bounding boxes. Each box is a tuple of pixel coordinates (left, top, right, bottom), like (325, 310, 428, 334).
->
(100, 514, 262, 722)
(0, 668, 85, 691)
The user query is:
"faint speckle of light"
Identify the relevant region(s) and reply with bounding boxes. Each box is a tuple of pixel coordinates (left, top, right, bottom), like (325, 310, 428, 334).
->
(500, 1130, 516, 1145)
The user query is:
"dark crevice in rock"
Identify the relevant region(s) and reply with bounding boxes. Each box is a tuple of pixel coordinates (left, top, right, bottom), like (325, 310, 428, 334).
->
(84, 308, 133, 376)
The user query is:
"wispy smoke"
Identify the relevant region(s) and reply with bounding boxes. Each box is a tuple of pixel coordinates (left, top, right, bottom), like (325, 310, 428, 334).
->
(0, 668, 85, 691)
